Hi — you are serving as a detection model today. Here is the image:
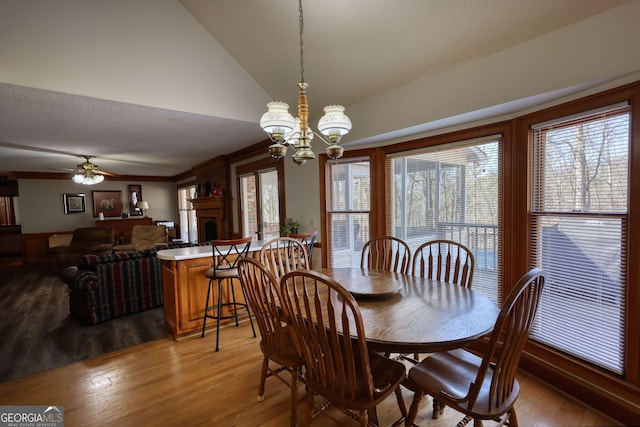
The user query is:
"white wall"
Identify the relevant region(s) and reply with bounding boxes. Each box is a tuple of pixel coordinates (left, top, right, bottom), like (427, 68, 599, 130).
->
(0, 0, 270, 122)
(344, 1, 640, 144)
(17, 179, 177, 233)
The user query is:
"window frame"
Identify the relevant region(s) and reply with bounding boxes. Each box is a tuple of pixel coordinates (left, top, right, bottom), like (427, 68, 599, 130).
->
(387, 135, 504, 303)
(514, 83, 640, 418)
(176, 183, 197, 243)
(235, 156, 285, 241)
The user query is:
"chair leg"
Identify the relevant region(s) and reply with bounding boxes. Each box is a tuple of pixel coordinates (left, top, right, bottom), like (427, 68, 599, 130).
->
(229, 278, 240, 327)
(405, 391, 423, 427)
(258, 356, 269, 402)
(394, 385, 407, 419)
(360, 409, 369, 426)
(305, 393, 314, 426)
(289, 368, 299, 427)
(433, 397, 445, 419)
(215, 279, 223, 351)
(201, 279, 213, 338)
(507, 407, 518, 427)
(239, 279, 257, 338)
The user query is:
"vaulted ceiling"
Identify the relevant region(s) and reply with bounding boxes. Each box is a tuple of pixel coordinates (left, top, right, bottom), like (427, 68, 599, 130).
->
(0, 0, 634, 177)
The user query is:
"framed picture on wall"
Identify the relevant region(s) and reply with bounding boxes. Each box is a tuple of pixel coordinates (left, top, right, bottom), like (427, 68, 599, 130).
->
(128, 184, 143, 216)
(92, 190, 123, 218)
(63, 193, 86, 214)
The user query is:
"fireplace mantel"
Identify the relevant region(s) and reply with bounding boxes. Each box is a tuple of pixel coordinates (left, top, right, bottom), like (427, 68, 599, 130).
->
(189, 197, 226, 241)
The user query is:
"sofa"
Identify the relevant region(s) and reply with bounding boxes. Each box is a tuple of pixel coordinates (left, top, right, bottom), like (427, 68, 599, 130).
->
(61, 249, 163, 325)
(51, 227, 114, 271)
(113, 225, 168, 252)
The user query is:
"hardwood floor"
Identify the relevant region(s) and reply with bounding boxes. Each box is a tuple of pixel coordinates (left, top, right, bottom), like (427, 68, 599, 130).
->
(0, 263, 166, 382)
(0, 320, 618, 426)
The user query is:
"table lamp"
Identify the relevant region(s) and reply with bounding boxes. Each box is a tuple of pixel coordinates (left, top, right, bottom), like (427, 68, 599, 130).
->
(136, 201, 149, 217)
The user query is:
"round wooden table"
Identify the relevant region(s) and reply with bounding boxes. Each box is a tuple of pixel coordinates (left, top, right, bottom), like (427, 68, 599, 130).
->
(318, 268, 500, 354)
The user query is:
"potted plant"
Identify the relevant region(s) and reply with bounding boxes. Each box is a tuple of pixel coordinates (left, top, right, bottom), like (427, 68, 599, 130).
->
(280, 217, 300, 237)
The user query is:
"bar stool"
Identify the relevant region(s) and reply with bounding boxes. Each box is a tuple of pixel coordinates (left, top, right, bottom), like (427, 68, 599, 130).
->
(202, 237, 256, 351)
(289, 231, 317, 267)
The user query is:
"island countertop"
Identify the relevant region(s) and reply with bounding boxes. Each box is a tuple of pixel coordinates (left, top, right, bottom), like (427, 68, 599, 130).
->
(157, 240, 266, 261)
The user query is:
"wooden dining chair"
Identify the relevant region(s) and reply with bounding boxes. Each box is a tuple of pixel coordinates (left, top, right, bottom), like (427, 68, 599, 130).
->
(403, 268, 546, 427)
(361, 236, 411, 274)
(260, 237, 309, 279)
(412, 239, 475, 287)
(237, 258, 304, 427)
(280, 269, 407, 426)
(289, 231, 317, 266)
(408, 239, 475, 363)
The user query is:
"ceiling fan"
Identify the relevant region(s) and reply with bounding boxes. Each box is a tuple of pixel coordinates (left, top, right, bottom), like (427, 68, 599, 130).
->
(72, 156, 116, 185)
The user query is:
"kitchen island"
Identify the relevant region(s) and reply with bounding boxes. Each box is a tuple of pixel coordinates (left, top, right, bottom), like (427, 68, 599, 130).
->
(157, 241, 265, 339)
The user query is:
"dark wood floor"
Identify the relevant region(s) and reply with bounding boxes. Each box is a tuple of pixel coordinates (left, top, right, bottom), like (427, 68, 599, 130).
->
(0, 261, 167, 382)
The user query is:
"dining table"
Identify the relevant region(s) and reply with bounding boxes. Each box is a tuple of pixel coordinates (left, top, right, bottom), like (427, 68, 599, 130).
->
(316, 267, 500, 354)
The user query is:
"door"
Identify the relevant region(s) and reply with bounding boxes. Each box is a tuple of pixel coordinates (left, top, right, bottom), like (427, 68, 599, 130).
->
(239, 167, 281, 241)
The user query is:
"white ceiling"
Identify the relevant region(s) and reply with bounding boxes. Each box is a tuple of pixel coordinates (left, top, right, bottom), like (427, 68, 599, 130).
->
(0, 0, 632, 178)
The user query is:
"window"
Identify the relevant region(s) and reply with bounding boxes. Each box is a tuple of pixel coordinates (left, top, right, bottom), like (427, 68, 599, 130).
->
(389, 136, 502, 301)
(236, 158, 284, 241)
(178, 185, 197, 243)
(530, 103, 629, 374)
(326, 157, 370, 267)
(0, 197, 16, 226)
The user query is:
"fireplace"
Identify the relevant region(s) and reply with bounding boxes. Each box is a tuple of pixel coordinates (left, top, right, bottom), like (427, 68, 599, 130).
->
(190, 196, 226, 242)
(204, 220, 218, 241)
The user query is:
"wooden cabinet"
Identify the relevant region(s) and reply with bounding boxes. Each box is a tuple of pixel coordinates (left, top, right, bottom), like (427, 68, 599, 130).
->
(97, 217, 152, 244)
(161, 256, 251, 338)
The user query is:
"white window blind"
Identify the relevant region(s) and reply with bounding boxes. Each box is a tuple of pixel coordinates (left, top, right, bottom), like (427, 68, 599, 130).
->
(326, 158, 370, 268)
(388, 136, 502, 302)
(530, 105, 629, 374)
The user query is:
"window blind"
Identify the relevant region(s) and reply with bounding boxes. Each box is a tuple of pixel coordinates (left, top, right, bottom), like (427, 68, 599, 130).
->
(530, 106, 629, 374)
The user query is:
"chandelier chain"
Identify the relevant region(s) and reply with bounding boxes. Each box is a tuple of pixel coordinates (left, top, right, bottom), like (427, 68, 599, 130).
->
(299, 0, 304, 83)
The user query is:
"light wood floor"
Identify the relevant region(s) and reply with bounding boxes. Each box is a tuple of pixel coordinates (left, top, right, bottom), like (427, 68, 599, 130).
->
(0, 321, 618, 427)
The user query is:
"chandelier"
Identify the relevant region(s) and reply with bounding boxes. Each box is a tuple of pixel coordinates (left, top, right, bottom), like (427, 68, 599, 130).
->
(260, 0, 351, 165)
(72, 156, 105, 185)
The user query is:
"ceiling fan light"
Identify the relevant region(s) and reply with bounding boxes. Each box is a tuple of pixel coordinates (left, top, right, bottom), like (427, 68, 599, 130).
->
(72, 170, 104, 185)
(72, 173, 85, 184)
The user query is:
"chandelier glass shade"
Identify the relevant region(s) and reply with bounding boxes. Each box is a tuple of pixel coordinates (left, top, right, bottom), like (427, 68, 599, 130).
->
(260, 0, 351, 165)
(72, 157, 105, 185)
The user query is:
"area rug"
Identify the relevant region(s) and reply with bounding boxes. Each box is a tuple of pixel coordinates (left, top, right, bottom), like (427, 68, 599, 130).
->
(0, 264, 167, 383)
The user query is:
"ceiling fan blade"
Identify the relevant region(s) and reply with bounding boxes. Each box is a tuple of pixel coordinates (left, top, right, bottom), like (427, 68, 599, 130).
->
(97, 169, 119, 177)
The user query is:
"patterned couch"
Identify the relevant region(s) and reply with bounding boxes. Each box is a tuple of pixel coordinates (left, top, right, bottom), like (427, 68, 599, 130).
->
(61, 249, 164, 325)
